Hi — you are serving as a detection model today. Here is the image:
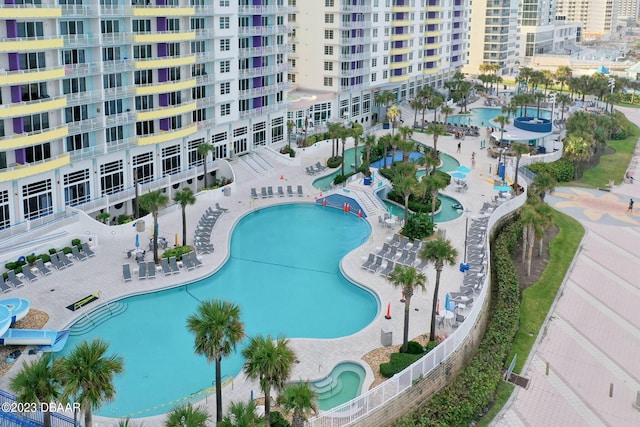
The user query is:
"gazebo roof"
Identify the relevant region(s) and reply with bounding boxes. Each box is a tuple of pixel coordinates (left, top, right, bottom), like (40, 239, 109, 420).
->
(593, 65, 610, 75)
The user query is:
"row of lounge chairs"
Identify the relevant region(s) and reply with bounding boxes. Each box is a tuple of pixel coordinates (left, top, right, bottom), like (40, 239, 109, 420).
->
(305, 162, 327, 175)
(250, 185, 303, 199)
(122, 252, 204, 282)
(194, 205, 226, 254)
(1, 243, 96, 293)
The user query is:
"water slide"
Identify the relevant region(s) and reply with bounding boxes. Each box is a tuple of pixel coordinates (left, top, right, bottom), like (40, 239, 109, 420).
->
(0, 298, 69, 349)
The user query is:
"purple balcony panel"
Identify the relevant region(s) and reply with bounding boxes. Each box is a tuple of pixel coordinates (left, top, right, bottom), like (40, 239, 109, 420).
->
(159, 93, 169, 107)
(5, 0, 16, 4)
(253, 97, 262, 108)
(13, 117, 24, 133)
(160, 118, 170, 131)
(157, 43, 168, 57)
(15, 148, 26, 165)
(6, 20, 17, 38)
(157, 17, 167, 32)
(11, 85, 21, 103)
(394, 68, 403, 76)
(252, 0, 262, 5)
(158, 68, 168, 82)
(253, 56, 262, 67)
(396, 27, 404, 35)
(253, 76, 262, 88)
(8, 53, 19, 71)
(253, 36, 262, 47)
(253, 16, 262, 26)
(156, 0, 166, 5)
(451, 56, 459, 62)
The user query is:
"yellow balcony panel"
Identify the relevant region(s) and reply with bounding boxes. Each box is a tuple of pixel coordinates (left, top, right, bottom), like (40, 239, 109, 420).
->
(389, 61, 410, 69)
(390, 33, 413, 41)
(134, 56, 196, 70)
(391, 20, 412, 27)
(423, 68, 439, 75)
(425, 18, 443, 24)
(424, 31, 442, 37)
(135, 79, 196, 96)
(133, 32, 196, 44)
(0, 8, 61, 19)
(0, 97, 66, 120)
(137, 124, 197, 146)
(0, 154, 70, 183)
(0, 37, 63, 53)
(133, 7, 195, 17)
(136, 102, 197, 121)
(390, 47, 412, 55)
(391, 6, 413, 12)
(3, 126, 68, 150)
(390, 74, 409, 83)
(1, 67, 65, 86)
(423, 43, 442, 50)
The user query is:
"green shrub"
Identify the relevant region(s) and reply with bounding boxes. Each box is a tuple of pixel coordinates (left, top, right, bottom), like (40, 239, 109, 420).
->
(118, 214, 134, 224)
(326, 156, 342, 168)
(62, 247, 72, 255)
(402, 212, 435, 240)
(5, 262, 17, 270)
(37, 254, 51, 263)
(269, 411, 290, 427)
(527, 159, 574, 182)
(71, 238, 81, 247)
(49, 248, 57, 255)
(280, 145, 296, 158)
(161, 246, 193, 260)
(380, 352, 425, 378)
(425, 340, 439, 353)
(26, 254, 36, 266)
(406, 341, 424, 354)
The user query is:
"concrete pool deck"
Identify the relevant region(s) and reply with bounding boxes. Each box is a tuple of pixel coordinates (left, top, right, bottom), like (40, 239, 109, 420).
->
(0, 97, 509, 424)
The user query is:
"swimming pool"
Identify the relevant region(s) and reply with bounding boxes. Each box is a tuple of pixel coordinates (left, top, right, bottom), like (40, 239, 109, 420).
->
(370, 151, 459, 172)
(311, 362, 366, 411)
(381, 193, 463, 223)
(447, 107, 551, 128)
(62, 204, 377, 418)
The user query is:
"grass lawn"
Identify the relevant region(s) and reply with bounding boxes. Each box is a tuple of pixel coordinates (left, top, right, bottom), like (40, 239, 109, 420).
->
(508, 210, 584, 373)
(574, 119, 639, 188)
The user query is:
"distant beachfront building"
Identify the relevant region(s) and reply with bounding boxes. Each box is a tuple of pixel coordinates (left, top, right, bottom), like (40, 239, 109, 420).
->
(617, 0, 640, 21)
(288, 0, 469, 129)
(0, 0, 289, 232)
(555, 0, 619, 40)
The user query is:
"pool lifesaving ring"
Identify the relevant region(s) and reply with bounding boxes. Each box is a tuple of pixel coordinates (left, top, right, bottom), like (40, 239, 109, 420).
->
(17, 256, 26, 263)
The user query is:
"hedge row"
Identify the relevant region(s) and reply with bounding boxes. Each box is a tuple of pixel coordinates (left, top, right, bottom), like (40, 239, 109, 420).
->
(526, 159, 575, 183)
(395, 219, 522, 426)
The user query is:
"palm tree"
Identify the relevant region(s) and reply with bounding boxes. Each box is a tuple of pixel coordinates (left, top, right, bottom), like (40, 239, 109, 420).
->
(408, 98, 424, 128)
(393, 162, 419, 223)
(363, 134, 376, 169)
(173, 188, 196, 247)
(379, 134, 393, 169)
(220, 401, 265, 427)
(11, 353, 60, 427)
(428, 95, 444, 122)
(286, 120, 295, 149)
(374, 90, 395, 122)
(138, 190, 169, 263)
(528, 170, 556, 201)
(241, 335, 296, 427)
(387, 265, 427, 352)
(510, 143, 531, 194)
(419, 238, 458, 341)
(187, 299, 245, 424)
(501, 102, 517, 118)
(352, 123, 363, 170)
(197, 142, 215, 189)
(386, 104, 401, 135)
(440, 105, 453, 123)
(55, 339, 124, 427)
(419, 173, 448, 221)
(563, 134, 593, 179)
(338, 124, 352, 176)
(165, 403, 210, 427)
(555, 65, 572, 93)
(326, 122, 341, 160)
(493, 114, 511, 145)
(425, 123, 447, 158)
(277, 383, 318, 427)
(534, 92, 546, 118)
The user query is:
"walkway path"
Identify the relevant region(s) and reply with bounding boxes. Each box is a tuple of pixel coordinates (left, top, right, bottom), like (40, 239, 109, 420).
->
(494, 105, 640, 426)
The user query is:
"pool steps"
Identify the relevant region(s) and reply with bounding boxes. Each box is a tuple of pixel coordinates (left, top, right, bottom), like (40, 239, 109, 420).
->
(70, 301, 128, 336)
(310, 362, 365, 399)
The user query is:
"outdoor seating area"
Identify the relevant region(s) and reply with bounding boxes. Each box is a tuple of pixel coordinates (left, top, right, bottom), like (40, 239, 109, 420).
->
(361, 233, 426, 277)
(251, 185, 303, 199)
(304, 162, 327, 175)
(194, 206, 225, 254)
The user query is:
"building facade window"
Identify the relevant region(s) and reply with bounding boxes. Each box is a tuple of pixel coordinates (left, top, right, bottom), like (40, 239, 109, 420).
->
(161, 145, 181, 176)
(63, 169, 91, 207)
(100, 160, 124, 195)
(22, 179, 53, 220)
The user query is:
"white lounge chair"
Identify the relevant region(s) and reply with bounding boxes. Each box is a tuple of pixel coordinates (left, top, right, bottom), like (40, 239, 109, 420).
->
(182, 255, 195, 271)
(297, 185, 303, 197)
(7, 271, 23, 288)
(72, 246, 88, 262)
(189, 252, 203, 268)
(21, 267, 38, 282)
(137, 262, 147, 280)
(161, 258, 172, 276)
(287, 185, 294, 196)
(169, 256, 180, 274)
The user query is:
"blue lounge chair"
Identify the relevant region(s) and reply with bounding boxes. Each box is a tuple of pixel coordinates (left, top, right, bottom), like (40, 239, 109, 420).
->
(189, 252, 203, 268)
(297, 185, 304, 197)
(137, 262, 147, 280)
(21, 267, 38, 282)
(72, 246, 88, 262)
(7, 271, 23, 288)
(361, 253, 375, 270)
(182, 255, 195, 271)
(169, 257, 180, 274)
(35, 259, 52, 276)
(287, 185, 294, 196)
(161, 258, 172, 276)
(147, 261, 156, 279)
(82, 242, 96, 258)
(122, 264, 132, 282)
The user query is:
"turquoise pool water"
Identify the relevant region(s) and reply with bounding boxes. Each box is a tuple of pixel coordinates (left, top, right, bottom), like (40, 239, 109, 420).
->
(62, 205, 377, 418)
(370, 151, 459, 173)
(382, 194, 463, 223)
(313, 146, 366, 190)
(311, 362, 366, 411)
(447, 107, 551, 128)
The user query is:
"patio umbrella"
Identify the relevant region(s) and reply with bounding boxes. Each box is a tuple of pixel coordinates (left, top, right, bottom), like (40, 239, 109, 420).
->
(456, 165, 471, 173)
(135, 233, 140, 248)
(450, 172, 467, 180)
(493, 185, 511, 192)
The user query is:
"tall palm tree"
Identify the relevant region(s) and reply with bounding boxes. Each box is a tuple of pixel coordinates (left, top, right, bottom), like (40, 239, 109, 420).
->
(501, 102, 517, 118)
(241, 335, 296, 427)
(197, 142, 215, 189)
(419, 238, 458, 341)
(419, 173, 448, 221)
(493, 114, 511, 145)
(363, 134, 376, 169)
(387, 265, 427, 352)
(138, 190, 169, 263)
(173, 188, 196, 247)
(528, 170, 556, 201)
(11, 353, 60, 427)
(386, 104, 401, 135)
(338, 124, 352, 176)
(563, 134, 593, 179)
(326, 122, 342, 160)
(428, 95, 444, 122)
(277, 383, 318, 427)
(55, 339, 124, 427)
(555, 65, 572, 93)
(351, 123, 363, 170)
(187, 299, 245, 424)
(286, 120, 295, 149)
(394, 162, 419, 223)
(510, 143, 531, 194)
(425, 123, 447, 158)
(165, 403, 210, 427)
(374, 90, 395, 122)
(408, 98, 423, 128)
(379, 134, 393, 169)
(440, 105, 453, 123)
(220, 401, 265, 427)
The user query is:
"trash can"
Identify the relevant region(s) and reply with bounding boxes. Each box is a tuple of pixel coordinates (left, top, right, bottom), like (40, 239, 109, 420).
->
(224, 187, 231, 197)
(381, 327, 392, 347)
(363, 177, 372, 186)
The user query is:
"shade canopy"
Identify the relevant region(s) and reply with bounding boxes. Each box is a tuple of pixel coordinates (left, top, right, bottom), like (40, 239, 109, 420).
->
(450, 172, 467, 180)
(494, 185, 511, 192)
(456, 165, 472, 173)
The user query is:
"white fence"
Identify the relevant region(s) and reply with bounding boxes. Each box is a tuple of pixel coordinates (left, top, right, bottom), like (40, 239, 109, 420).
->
(308, 192, 526, 426)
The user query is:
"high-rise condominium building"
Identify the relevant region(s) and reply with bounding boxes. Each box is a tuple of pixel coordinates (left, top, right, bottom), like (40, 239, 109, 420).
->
(555, 0, 619, 40)
(518, 0, 581, 59)
(0, 0, 290, 232)
(618, 0, 640, 21)
(465, 0, 521, 76)
(287, 0, 468, 129)
(0, 0, 467, 232)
